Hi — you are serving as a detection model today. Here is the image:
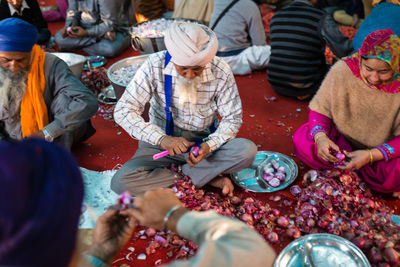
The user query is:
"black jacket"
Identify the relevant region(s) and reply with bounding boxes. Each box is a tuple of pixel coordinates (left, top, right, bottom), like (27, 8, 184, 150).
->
(0, 0, 50, 44)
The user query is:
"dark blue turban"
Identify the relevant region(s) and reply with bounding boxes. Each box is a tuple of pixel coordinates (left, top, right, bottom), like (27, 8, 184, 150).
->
(0, 139, 84, 267)
(0, 18, 38, 52)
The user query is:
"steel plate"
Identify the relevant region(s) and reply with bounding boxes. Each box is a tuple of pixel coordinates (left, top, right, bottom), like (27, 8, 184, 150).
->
(230, 151, 298, 193)
(274, 234, 370, 267)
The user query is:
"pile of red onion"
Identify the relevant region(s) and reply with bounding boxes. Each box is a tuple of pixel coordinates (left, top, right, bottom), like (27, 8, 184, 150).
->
(113, 167, 399, 266)
(81, 67, 110, 96)
(291, 169, 400, 266)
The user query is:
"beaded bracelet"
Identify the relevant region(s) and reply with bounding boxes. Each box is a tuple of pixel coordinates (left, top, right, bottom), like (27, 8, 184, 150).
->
(163, 205, 181, 231)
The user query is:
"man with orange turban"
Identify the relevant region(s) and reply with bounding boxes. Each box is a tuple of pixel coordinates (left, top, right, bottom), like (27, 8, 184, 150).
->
(112, 22, 257, 197)
(0, 18, 98, 148)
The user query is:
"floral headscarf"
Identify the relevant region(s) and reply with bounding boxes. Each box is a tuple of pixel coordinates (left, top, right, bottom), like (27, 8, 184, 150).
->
(343, 29, 400, 93)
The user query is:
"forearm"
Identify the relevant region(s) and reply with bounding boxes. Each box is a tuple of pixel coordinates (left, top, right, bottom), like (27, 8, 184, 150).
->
(309, 110, 333, 138)
(114, 100, 165, 146)
(170, 211, 276, 267)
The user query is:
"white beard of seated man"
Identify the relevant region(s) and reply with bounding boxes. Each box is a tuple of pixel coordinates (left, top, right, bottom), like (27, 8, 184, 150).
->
(0, 67, 28, 139)
(175, 74, 201, 107)
(0, 66, 28, 126)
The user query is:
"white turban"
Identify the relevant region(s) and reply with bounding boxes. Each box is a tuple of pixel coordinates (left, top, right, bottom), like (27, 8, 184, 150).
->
(164, 22, 218, 67)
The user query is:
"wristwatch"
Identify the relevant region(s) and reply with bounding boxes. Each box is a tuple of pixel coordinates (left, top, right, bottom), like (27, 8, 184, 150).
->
(42, 128, 54, 142)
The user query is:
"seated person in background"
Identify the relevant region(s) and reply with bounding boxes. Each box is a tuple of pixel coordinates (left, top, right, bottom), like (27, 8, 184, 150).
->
(41, 0, 69, 22)
(0, 18, 98, 149)
(352, 0, 400, 50)
(54, 0, 132, 58)
(173, 0, 214, 26)
(210, 0, 271, 75)
(0, 138, 276, 266)
(267, 0, 353, 100)
(332, 0, 364, 28)
(293, 29, 400, 198)
(0, 0, 51, 45)
(112, 22, 257, 197)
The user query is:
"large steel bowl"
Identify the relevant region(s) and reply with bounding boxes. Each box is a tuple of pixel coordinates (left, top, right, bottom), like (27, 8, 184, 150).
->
(107, 55, 149, 100)
(51, 52, 86, 77)
(130, 18, 201, 54)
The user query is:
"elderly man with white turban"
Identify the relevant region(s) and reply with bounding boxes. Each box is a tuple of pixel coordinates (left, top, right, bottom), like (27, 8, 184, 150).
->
(112, 22, 257, 196)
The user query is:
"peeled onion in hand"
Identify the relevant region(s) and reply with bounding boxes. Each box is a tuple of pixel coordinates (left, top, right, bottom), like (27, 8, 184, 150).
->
(190, 146, 200, 157)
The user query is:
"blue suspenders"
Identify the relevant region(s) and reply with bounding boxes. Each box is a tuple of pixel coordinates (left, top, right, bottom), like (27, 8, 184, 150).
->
(164, 52, 174, 136)
(163, 51, 216, 138)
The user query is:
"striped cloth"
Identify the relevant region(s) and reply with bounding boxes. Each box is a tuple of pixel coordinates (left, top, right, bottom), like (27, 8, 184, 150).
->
(114, 51, 242, 152)
(267, 0, 327, 97)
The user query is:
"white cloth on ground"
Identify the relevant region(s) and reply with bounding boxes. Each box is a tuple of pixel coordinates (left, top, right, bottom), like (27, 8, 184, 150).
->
(79, 167, 118, 229)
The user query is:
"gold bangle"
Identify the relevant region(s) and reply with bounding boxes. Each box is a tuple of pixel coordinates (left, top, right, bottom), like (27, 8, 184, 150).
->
(368, 149, 374, 165)
(314, 132, 326, 143)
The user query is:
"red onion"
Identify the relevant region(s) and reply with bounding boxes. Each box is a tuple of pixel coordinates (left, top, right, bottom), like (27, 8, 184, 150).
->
(267, 232, 279, 243)
(336, 153, 345, 161)
(276, 216, 289, 227)
(269, 178, 280, 187)
(190, 146, 200, 157)
(290, 185, 302, 195)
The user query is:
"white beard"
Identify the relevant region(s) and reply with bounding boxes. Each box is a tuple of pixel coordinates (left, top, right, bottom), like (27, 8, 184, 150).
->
(175, 75, 201, 107)
(0, 67, 28, 118)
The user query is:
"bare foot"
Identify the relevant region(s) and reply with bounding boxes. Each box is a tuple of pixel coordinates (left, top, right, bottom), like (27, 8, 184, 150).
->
(209, 175, 234, 196)
(393, 192, 400, 199)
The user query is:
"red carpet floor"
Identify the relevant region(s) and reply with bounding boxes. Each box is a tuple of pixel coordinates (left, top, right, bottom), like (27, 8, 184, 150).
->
(46, 18, 399, 267)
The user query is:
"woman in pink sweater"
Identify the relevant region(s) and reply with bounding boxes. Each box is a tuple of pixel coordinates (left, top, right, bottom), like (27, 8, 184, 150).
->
(293, 29, 400, 197)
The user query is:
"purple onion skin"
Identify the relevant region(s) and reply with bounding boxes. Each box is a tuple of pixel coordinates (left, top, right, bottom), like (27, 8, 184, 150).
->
(230, 196, 241, 205)
(190, 146, 200, 157)
(290, 185, 302, 195)
(369, 247, 383, 263)
(384, 247, 399, 265)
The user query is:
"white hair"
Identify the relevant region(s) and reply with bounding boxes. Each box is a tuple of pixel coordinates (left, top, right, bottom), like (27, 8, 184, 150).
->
(0, 67, 28, 119)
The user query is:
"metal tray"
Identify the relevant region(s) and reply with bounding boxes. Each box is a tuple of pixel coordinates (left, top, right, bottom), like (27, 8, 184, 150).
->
(274, 233, 370, 267)
(83, 56, 107, 70)
(230, 151, 298, 193)
(97, 85, 117, 104)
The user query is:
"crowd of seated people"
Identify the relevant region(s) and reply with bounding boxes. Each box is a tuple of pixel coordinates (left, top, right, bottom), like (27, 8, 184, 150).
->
(0, 0, 399, 266)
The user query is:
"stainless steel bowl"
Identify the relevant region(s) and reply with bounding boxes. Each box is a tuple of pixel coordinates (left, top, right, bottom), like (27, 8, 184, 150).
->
(51, 52, 86, 77)
(106, 55, 149, 100)
(274, 233, 370, 267)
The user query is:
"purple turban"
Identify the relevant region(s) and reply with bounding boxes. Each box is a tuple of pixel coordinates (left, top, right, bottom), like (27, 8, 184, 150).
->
(0, 18, 38, 52)
(0, 139, 84, 267)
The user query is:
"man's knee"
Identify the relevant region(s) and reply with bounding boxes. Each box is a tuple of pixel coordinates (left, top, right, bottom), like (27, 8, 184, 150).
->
(110, 169, 125, 194)
(232, 138, 257, 162)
